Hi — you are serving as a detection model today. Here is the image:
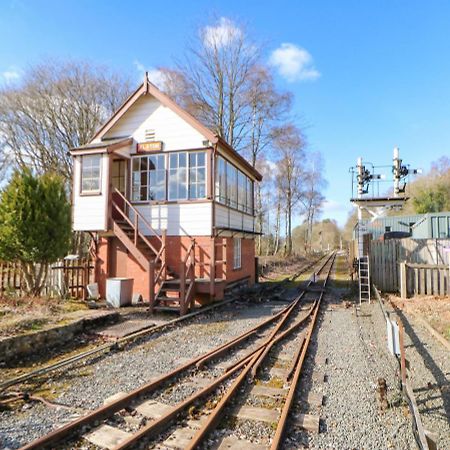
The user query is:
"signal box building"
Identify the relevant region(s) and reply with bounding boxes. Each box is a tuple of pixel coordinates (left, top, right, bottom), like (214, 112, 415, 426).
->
(70, 75, 262, 314)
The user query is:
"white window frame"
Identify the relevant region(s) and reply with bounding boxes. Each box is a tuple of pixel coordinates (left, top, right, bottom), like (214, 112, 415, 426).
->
(233, 237, 242, 269)
(215, 155, 254, 215)
(80, 154, 102, 194)
(188, 152, 207, 199)
(168, 152, 188, 201)
(131, 154, 166, 202)
(215, 156, 227, 204)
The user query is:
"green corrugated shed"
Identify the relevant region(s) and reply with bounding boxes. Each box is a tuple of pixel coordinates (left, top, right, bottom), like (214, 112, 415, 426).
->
(412, 212, 450, 239)
(355, 212, 450, 239)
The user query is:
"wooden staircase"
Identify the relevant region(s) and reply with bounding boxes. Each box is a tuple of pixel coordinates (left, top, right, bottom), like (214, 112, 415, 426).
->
(109, 188, 196, 315)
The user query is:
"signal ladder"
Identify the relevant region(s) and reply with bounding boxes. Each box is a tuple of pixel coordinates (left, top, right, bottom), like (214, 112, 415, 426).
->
(356, 221, 371, 304)
(358, 256, 371, 304)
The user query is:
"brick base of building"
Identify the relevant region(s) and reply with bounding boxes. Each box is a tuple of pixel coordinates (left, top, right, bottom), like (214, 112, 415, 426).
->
(94, 235, 256, 304)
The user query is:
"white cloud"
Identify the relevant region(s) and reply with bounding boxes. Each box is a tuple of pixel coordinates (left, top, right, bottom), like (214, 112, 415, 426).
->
(133, 60, 146, 76)
(146, 69, 166, 89)
(0, 67, 21, 83)
(203, 17, 242, 48)
(269, 43, 320, 82)
(133, 60, 166, 89)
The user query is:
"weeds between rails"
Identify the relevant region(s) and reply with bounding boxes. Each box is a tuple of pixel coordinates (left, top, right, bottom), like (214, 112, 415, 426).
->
(18, 252, 335, 450)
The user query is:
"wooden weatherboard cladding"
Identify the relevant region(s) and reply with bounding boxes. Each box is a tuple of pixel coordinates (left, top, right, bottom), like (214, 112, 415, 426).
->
(137, 141, 163, 152)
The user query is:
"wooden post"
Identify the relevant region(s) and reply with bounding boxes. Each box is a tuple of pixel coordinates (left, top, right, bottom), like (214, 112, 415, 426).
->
(134, 214, 138, 245)
(400, 262, 407, 299)
(398, 320, 407, 387)
(210, 237, 215, 297)
(191, 240, 196, 282)
(149, 260, 155, 313)
(162, 229, 167, 281)
(180, 262, 186, 315)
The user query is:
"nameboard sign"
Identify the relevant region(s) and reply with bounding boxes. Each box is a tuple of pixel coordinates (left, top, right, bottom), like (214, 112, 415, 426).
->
(137, 141, 163, 152)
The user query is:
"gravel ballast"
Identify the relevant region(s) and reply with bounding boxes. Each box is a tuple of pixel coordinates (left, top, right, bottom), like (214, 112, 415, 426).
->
(2, 255, 448, 450)
(0, 299, 287, 449)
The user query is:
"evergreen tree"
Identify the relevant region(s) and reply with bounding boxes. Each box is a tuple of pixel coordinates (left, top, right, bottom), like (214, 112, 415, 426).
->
(0, 169, 71, 295)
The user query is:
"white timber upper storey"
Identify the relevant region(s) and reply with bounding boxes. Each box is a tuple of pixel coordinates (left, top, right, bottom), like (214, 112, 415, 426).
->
(70, 75, 262, 237)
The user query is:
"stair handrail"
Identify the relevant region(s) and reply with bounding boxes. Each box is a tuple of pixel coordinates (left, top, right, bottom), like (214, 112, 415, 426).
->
(111, 200, 160, 256)
(112, 188, 163, 244)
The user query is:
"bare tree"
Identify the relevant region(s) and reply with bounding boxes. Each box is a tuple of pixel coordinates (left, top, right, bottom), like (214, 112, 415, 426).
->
(178, 17, 258, 150)
(300, 152, 327, 253)
(0, 60, 131, 184)
(272, 182, 283, 255)
(244, 65, 292, 166)
(255, 158, 273, 255)
(273, 124, 306, 256)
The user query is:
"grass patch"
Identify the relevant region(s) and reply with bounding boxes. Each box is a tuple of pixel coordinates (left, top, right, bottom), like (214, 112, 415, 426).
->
(0, 296, 88, 337)
(255, 376, 285, 389)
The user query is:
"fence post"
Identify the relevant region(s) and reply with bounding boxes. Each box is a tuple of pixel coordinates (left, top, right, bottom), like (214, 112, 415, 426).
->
(400, 262, 407, 299)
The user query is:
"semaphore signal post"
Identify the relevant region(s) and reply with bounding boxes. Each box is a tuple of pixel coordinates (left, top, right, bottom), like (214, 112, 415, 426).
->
(349, 147, 421, 304)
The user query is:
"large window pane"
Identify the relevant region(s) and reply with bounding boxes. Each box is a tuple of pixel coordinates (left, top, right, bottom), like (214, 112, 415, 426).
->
(148, 154, 166, 200)
(131, 154, 166, 201)
(215, 156, 227, 204)
(246, 177, 253, 214)
(238, 171, 246, 211)
(227, 163, 237, 208)
(189, 151, 207, 199)
(81, 154, 101, 193)
(169, 152, 188, 200)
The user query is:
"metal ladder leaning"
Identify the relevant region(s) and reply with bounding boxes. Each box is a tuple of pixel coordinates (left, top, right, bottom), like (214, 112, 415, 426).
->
(358, 255, 371, 304)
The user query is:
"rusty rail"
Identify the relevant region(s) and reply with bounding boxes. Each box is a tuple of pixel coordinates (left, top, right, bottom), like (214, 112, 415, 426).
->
(18, 252, 336, 450)
(185, 252, 336, 450)
(271, 252, 336, 449)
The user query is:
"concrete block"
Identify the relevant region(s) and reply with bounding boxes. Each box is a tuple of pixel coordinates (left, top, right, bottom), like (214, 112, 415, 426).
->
(135, 400, 174, 419)
(85, 424, 131, 449)
(163, 427, 197, 449)
(292, 413, 320, 433)
(250, 385, 286, 399)
(235, 405, 280, 423)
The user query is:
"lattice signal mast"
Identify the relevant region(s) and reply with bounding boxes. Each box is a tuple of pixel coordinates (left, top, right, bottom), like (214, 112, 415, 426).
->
(349, 147, 421, 304)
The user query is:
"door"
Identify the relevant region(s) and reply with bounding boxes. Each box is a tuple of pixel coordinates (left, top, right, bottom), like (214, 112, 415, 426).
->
(111, 159, 127, 220)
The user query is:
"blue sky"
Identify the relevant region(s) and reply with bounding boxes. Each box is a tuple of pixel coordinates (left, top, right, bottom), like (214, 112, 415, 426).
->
(1, 0, 450, 226)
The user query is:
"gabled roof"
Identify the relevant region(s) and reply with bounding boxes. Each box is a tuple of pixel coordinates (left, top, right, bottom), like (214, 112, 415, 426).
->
(88, 73, 262, 181)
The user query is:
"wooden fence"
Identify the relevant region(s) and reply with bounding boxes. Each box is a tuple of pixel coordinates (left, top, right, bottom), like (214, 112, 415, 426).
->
(370, 238, 450, 295)
(0, 258, 94, 299)
(399, 262, 449, 298)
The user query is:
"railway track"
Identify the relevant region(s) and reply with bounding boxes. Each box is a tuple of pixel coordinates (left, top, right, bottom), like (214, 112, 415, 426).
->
(0, 257, 323, 397)
(16, 252, 336, 450)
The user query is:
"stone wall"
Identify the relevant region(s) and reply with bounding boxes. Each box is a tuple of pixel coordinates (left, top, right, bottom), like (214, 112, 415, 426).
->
(0, 310, 119, 364)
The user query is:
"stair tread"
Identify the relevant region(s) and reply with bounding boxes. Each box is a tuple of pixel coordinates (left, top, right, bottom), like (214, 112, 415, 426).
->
(157, 296, 181, 302)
